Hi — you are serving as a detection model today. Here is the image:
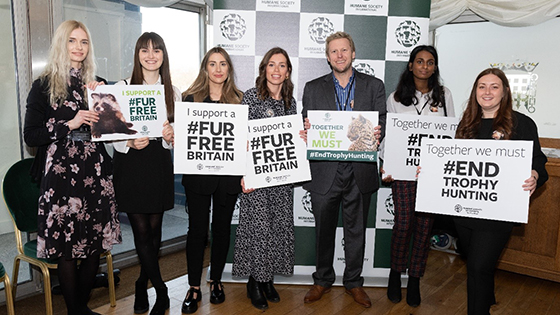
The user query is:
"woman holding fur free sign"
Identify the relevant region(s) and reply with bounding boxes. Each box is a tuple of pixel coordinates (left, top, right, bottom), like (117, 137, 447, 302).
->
(453, 68, 547, 315)
(111, 32, 179, 315)
(380, 45, 455, 307)
(23, 20, 121, 315)
(180, 47, 243, 314)
(232, 47, 297, 310)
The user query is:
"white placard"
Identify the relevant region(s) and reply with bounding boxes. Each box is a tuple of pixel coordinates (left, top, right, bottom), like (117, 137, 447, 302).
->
(87, 85, 167, 141)
(384, 113, 459, 180)
(307, 110, 379, 162)
(416, 139, 533, 223)
(243, 115, 311, 189)
(174, 102, 248, 175)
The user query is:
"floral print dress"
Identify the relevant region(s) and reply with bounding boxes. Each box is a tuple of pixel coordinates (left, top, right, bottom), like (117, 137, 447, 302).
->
(28, 69, 121, 259)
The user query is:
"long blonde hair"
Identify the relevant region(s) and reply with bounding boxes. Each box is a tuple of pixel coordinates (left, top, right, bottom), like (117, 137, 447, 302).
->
(183, 47, 243, 104)
(40, 20, 96, 105)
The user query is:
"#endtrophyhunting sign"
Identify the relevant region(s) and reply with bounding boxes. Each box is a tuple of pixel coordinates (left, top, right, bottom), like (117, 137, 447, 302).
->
(307, 110, 379, 162)
(416, 139, 533, 223)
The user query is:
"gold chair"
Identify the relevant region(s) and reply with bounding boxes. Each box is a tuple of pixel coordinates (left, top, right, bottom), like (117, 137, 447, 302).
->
(1, 261, 15, 315)
(2, 158, 116, 315)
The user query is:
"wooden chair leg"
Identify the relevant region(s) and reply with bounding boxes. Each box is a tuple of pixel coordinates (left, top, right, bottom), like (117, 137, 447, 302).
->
(105, 252, 116, 307)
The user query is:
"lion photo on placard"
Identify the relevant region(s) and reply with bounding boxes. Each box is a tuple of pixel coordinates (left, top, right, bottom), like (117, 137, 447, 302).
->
(347, 114, 377, 151)
(90, 93, 137, 138)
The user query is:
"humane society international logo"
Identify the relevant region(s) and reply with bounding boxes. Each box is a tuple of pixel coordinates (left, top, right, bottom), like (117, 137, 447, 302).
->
(308, 17, 335, 44)
(301, 191, 312, 214)
(395, 20, 421, 48)
(385, 193, 395, 216)
(220, 13, 247, 41)
(454, 204, 462, 213)
(355, 63, 375, 77)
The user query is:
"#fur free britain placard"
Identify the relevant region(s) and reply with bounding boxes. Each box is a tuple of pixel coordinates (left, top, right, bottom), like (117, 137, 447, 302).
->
(174, 102, 248, 176)
(87, 85, 167, 141)
(244, 114, 311, 189)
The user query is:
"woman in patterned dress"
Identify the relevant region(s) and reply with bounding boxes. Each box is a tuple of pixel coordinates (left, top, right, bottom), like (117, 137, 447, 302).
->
(111, 32, 178, 315)
(232, 47, 296, 310)
(23, 20, 121, 315)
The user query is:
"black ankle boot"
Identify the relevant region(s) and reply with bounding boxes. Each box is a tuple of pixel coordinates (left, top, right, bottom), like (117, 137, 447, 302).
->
(387, 269, 402, 303)
(150, 286, 170, 315)
(406, 276, 421, 307)
(247, 276, 268, 310)
(260, 280, 280, 302)
(134, 280, 149, 314)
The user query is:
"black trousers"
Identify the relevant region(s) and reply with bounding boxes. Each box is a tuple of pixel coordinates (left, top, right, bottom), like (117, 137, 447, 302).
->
(454, 217, 513, 315)
(311, 163, 372, 290)
(185, 186, 238, 286)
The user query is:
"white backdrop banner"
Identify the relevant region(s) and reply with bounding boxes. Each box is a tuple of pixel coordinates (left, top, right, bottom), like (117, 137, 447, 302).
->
(174, 102, 248, 175)
(416, 139, 533, 223)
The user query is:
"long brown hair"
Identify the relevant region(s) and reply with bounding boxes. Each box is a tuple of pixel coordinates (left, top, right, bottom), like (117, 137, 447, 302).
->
(183, 47, 243, 104)
(130, 32, 175, 122)
(455, 68, 513, 140)
(255, 47, 294, 109)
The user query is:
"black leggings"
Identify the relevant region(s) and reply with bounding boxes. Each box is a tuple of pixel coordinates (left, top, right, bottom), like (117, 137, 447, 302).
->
(127, 212, 165, 289)
(454, 218, 513, 315)
(58, 254, 100, 315)
(185, 189, 237, 286)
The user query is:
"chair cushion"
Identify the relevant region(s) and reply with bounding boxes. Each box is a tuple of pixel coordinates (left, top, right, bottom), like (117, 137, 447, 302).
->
(3, 158, 41, 233)
(24, 240, 59, 264)
(0, 261, 5, 278)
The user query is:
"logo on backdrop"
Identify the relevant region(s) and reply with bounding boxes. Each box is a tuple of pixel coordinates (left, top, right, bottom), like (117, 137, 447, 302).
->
(301, 191, 312, 214)
(308, 17, 334, 44)
(354, 63, 375, 77)
(395, 20, 421, 47)
(385, 193, 394, 216)
(220, 13, 246, 41)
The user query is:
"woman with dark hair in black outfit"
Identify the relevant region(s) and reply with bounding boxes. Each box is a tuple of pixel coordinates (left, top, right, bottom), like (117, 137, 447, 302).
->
(453, 68, 547, 315)
(180, 46, 243, 314)
(112, 32, 179, 315)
